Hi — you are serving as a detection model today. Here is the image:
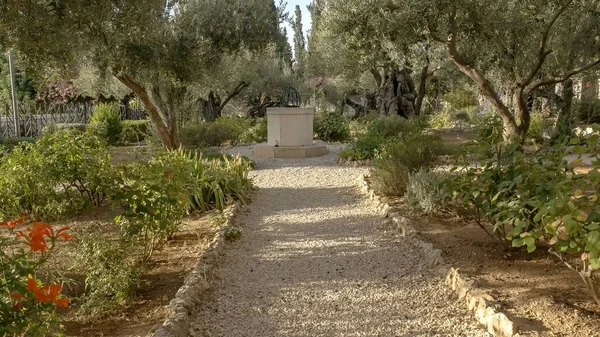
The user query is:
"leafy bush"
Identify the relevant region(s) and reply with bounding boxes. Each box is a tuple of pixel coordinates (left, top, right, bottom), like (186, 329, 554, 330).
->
(112, 149, 253, 258)
(90, 103, 123, 145)
(121, 120, 150, 144)
(347, 134, 386, 160)
(371, 134, 442, 197)
(368, 116, 420, 138)
(471, 112, 504, 144)
(448, 129, 600, 304)
(314, 112, 350, 142)
(371, 157, 410, 197)
(382, 134, 442, 173)
(527, 112, 553, 144)
(1, 218, 73, 336)
(214, 116, 252, 144)
(240, 117, 267, 143)
(405, 169, 450, 215)
(77, 234, 139, 314)
(575, 99, 600, 124)
(180, 117, 250, 150)
(0, 130, 115, 221)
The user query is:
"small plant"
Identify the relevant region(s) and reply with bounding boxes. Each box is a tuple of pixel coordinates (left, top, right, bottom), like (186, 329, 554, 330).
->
(405, 169, 450, 215)
(471, 112, 504, 145)
(90, 104, 123, 145)
(0, 218, 74, 336)
(314, 112, 350, 142)
(76, 234, 139, 314)
(224, 226, 243, 240)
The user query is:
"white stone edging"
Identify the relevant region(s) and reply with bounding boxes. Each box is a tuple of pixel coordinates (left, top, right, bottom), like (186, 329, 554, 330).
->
(358, 174, 518, 337)
(148, 202, 242, 337)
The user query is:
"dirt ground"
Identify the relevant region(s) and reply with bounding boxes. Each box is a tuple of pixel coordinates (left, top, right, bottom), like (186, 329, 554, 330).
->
(409, 208, 600, 336)
(45, 208, 218, 337)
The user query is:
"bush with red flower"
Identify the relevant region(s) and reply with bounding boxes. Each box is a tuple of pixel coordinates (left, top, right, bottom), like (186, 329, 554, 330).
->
(0, 217, 74, 336)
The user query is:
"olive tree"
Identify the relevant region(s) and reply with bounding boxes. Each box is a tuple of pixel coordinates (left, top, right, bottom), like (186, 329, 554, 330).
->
(421, 0, 600, 141)
(0, 0, 281, 148)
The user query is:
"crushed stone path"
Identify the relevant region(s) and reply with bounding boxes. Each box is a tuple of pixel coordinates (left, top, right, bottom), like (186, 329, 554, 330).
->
(190, 144, 488, 337)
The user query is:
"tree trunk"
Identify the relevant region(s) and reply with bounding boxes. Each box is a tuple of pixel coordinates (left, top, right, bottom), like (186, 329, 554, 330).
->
(414, 65, 430, 116)
(554, 79, 575, 141)
(201, 91, 222, 122)
(114, 73, 178, 149)
(376, 66, 416, 118)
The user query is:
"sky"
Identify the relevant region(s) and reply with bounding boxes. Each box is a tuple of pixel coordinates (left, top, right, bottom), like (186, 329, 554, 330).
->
(283, 0, 313, 52)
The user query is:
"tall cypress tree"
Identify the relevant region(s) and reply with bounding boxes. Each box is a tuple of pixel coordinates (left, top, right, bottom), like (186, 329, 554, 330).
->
(293, 5, 306, 78)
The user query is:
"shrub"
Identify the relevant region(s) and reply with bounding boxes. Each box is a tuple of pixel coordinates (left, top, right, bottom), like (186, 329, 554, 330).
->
(429, 110, 453, 129)
(314, 112, 350, 142)
(240, 117, 267, 143)
(90, 104, 123, 145)
(112, 149, 253, 258)
(368, 116, 420, 138)
(527, 112, 553, 144)
(452, 110, 471, 130)
(575, 99, 600, 124)
(405, 169, 450, 215)
(179, 118, 248, 150)
(0, 130, 115, 221)
(471, 112, 504, 144)
(371, 157, 410, 197)
(121, 120, 150, 144)
(76, 234, 139, 314)
(0, 218, 73, 336)
(382, 134, 442, 173)
(348, 134, 386, 160)
(448, 129, 600, 304)
(371, 134, 442, 197)
(214, 116, 252, 144)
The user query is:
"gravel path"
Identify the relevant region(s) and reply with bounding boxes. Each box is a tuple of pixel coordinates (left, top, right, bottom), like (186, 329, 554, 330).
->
(190, 144, 488, 337)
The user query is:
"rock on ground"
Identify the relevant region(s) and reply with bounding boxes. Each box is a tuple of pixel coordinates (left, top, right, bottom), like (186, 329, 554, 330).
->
(190, 144, 488, 337)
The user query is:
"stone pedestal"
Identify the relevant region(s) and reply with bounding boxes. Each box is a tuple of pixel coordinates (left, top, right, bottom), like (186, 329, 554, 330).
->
(254, 107, 328, 158)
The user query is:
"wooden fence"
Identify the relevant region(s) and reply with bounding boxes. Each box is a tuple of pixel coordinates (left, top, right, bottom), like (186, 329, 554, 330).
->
(0, 103, 146, 138)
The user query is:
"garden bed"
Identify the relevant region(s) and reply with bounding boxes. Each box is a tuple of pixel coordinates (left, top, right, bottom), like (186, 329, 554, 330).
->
(388, 198, 600, 336)
(43, 209, 218, 337)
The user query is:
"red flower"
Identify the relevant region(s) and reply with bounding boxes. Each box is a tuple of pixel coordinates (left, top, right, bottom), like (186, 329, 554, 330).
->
(586, 82, 593, 88)
(18, 223, 75, 253)
(0, 216, 24, 229)
(25, 275, 68, 306)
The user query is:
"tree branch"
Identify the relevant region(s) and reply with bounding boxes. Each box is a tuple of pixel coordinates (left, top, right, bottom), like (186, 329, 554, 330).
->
(218, 81, 250, 112)
(370, 68, 383, 87)
(519, 0, 574, 88)
(525, 58, 600, 93)
(444, 14, 515, 128)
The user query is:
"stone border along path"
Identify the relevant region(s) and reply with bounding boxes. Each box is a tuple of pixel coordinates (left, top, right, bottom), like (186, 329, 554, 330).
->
(189, 143, 490, 337)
